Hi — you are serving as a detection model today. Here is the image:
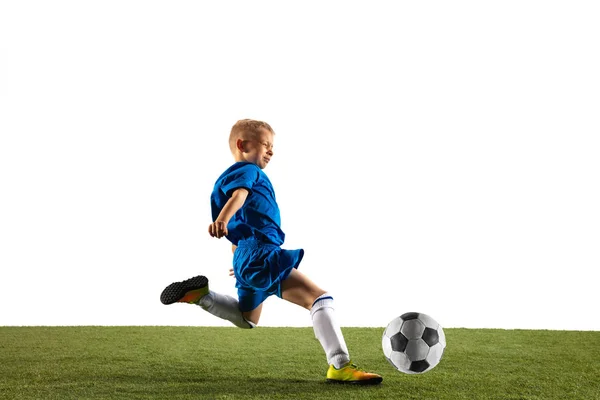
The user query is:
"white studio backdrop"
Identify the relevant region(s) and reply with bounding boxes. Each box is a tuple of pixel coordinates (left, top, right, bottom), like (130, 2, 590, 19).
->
(1, 1, 599, 330)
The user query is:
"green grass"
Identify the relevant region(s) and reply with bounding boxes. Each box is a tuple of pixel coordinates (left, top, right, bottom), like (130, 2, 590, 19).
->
(0, 327, 598, 400)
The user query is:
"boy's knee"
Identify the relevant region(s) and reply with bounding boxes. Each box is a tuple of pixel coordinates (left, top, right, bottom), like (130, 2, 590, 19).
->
(242, 318, 257, 329)
(300, 290, 326, 310)
(308, 290, 328, 308)
(242, 311, 259, 328)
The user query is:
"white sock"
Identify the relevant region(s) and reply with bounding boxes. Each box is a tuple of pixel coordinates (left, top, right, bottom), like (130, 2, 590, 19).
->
(197, 291, 255, 329)
(310, 293, 350, 368)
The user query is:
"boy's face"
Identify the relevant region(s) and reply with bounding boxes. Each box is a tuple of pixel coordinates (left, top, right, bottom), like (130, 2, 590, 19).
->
(240, 128, 274, 169)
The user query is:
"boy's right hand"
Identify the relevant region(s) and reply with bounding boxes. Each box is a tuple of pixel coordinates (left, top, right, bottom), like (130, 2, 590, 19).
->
(208, 221, 228, 238)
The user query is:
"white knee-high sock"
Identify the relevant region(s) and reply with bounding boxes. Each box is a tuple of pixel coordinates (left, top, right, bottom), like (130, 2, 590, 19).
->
(197, 291, 255, 329)
(310, 293, 350, 368)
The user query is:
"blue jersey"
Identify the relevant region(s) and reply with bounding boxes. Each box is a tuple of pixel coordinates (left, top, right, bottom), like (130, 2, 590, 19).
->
(210, 162, 285, 246)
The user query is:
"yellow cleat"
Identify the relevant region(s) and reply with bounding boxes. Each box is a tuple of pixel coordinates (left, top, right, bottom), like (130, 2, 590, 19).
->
(326, 362, 383, 385)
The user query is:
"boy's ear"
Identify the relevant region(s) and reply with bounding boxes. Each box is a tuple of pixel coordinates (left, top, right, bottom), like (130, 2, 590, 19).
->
(236, 138, 245, 152)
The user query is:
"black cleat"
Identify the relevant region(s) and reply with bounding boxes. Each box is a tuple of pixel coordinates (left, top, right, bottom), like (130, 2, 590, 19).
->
(160, 275, 209, 305)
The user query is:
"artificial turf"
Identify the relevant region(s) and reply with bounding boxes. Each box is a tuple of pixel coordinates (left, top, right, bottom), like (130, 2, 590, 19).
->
(0, 326, 598, 399)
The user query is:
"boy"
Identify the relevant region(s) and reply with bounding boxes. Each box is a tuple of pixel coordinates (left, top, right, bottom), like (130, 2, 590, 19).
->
(160, 119, 382, 385)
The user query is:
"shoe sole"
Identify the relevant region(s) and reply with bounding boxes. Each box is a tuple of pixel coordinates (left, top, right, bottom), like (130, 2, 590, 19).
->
(326, 377, 383, 385)
(160, 275, 208, 305)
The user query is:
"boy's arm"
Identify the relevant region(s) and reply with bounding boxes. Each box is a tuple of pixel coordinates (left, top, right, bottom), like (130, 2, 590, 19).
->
(208, 188, 249, 238)
(216, 188, 249, 224)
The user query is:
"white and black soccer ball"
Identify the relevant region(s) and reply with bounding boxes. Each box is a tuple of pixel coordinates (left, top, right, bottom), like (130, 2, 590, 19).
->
(382, 312, 446, 374)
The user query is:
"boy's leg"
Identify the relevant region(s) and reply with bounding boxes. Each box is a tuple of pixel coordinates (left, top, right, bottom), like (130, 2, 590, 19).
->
(199, 290, 257, 329)
(281, 269, 348, 367)
(280, 269, 325, 309)
(160, 275, 255, 329)
(281, 269, 382, 384)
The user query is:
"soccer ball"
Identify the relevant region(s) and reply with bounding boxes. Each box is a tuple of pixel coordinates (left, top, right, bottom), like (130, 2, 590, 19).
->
(382, 312, 446, 374)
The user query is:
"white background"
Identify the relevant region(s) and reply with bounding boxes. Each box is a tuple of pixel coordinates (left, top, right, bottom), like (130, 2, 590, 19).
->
(1, 1, 599, 330)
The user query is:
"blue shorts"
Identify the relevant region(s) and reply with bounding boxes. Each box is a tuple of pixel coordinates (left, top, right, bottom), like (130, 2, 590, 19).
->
(233, 239, 304, 312)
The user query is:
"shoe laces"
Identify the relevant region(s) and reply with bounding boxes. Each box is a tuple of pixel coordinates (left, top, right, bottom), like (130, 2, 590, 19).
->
(345, 362, 363, 371)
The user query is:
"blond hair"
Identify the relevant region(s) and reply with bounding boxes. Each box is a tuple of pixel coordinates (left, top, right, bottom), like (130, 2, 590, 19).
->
(229, 119, 274, 153)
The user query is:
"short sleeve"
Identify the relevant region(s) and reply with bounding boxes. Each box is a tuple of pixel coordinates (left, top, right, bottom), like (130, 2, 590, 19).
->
(220, 164, 259, 197)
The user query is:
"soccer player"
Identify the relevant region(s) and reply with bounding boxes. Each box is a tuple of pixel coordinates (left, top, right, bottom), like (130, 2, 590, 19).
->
(160, 119, 382, 385)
